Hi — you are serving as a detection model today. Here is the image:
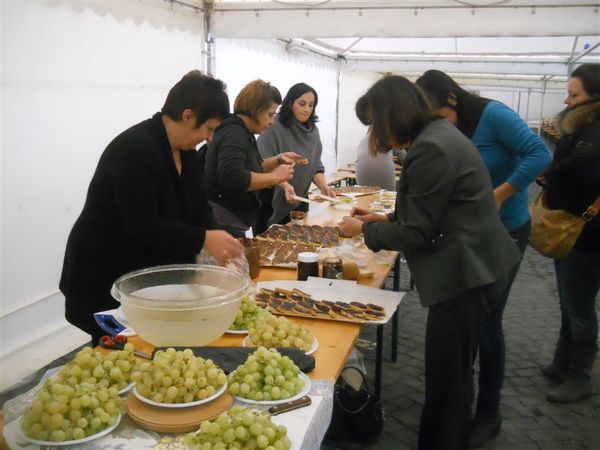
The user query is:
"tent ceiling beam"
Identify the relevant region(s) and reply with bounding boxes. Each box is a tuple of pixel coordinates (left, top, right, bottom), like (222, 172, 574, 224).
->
(209, 5, 600, 38)
(568, 39, 600, 64)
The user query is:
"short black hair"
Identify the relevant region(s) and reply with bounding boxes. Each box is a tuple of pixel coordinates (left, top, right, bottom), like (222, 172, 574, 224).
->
(357, 75, 434, 155)
(278, 83, 319, 127)
(161, 70, 229, 127)
(572, 63, 600, 97)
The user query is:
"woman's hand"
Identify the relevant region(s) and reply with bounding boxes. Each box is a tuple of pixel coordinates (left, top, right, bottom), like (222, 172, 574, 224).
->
(351, 207, 389, 223)
(338, 216, 364, 237)
(203, 230, 243, 264)
(320, 185, 336, 198)
(272, 163, 294, 184)
(279, 152, 309, 165)
(281, 182, 299, 204)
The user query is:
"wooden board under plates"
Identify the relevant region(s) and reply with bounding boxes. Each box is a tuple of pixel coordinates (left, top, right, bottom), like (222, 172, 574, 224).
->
(126, 391, 233, 434)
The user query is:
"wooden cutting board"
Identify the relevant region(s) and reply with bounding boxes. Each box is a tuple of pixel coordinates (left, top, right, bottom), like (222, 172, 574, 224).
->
(126, 391, 233, 434)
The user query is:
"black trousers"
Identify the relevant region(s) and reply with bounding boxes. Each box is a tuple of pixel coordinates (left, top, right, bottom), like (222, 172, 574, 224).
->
(418, 278, 506, 450)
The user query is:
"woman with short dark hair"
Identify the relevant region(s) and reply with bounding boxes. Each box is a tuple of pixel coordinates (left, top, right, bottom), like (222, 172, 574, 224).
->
(416, 69, 552, 447)
(205, 80, 307, 236)
(257, 82, 335, 225)
(339, 75, 521, 450)
(60, 71, 243, 344)
(539, 63, 600, 404)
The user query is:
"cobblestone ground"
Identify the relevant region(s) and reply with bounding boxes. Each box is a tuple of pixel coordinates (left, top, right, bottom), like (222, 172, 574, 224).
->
(324, 249, 600, 450)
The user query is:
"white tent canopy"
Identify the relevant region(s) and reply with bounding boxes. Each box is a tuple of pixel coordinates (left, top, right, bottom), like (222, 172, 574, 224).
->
(178, 0, 600, 89)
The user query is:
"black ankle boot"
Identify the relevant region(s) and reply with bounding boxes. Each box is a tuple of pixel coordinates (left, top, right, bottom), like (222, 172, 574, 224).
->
(546, 348, 596, 404)
(540, 338, 569, 382)
(468, 415, 502, 449)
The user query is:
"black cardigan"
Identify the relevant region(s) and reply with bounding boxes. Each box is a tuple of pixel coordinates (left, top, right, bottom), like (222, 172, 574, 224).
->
(60, 113, 217, 337)
(544, 99, 600, 252)
(204, 115, 264, 227)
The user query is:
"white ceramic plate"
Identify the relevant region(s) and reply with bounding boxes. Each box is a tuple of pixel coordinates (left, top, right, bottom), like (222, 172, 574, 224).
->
(242, 336, 319, 356)
(132, 382, 227, 408)
(118, 381, 135, 395)
(225, 328, 249, 335)
(19, 412, 122, 447)
(233, 372, 311, 406)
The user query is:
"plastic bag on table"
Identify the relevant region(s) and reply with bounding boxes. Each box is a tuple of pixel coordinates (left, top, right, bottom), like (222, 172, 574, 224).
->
(196, 248, 256, 292)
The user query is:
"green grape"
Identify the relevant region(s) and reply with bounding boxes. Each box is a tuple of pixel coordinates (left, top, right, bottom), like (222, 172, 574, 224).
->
(230, 296, 271, 331)
(136, 348, 226, 404)
(248, 315, 314, 352)
(184, 407, 291, 450)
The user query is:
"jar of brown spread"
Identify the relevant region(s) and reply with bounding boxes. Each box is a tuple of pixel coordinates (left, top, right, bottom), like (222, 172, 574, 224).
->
(322, 257, 343, 279)
(297, 252, 319, 281)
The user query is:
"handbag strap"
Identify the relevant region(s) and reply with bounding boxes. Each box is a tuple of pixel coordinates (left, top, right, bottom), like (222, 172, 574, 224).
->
(582, 196, 600, 222)
(334, 366, 373, 415)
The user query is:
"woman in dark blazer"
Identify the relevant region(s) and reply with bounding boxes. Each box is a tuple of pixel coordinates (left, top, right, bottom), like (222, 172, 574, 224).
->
(60, 71, 243, 345)
(339, 76, 521, 450)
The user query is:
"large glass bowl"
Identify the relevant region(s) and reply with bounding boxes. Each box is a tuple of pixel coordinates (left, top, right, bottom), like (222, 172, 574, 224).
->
(111, 264, 249, 347)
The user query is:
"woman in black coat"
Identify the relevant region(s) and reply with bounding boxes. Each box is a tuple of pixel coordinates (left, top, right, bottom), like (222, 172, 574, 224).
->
(339, 76, 520, 450)
(539, 63, 600, 403)
(60, 71, 243, 344)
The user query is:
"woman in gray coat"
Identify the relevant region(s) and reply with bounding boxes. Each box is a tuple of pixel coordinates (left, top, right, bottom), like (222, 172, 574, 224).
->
(339, 76, 520, 450)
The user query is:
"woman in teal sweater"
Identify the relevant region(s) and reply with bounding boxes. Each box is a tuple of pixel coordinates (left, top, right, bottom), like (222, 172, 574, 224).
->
(417, 70, 552, 448)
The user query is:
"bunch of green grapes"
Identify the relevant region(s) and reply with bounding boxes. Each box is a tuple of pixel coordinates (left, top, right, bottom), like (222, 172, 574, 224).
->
(20, 378, 122, 442)
(133, 348, 227, 404)
(230, 296, 271, 331)
(228, 347, 305, 402)
(56, 345, 137, 392)
(247, 315, 314, 352)
(183, 405, 291, 450)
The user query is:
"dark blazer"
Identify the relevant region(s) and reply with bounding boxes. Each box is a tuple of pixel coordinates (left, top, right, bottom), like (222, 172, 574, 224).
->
(60, 113, 217, 335)
(205, 115, 264, 227)
(364, 119, 521, 307)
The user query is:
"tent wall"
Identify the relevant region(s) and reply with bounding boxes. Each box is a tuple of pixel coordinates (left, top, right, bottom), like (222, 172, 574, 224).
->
(0, 1, 205, 390)
(214, 38, 339, 174)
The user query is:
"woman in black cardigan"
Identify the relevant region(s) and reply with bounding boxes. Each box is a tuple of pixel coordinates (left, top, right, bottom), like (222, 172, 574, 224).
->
(60, 71, 243, 344)
(205, 80, 307, 237)
(539, 63, 600, 403)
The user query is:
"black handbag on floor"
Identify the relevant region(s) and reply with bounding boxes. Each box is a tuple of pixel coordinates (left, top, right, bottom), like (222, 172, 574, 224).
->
(324, 366, 385, 448)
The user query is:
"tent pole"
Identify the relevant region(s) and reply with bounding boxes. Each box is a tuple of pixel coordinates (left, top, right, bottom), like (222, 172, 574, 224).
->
(537, 78, 547, 137)
(525, 88, 531, 125)
(334, 65, 341, 170)
(203, 1, 215, 76)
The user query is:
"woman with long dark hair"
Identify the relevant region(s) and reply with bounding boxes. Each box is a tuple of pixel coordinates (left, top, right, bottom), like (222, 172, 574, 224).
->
(538, 63, 600, 404)
(339, 75, 520, 450)
(257, 82, 335, 225)
(416, 70, 551, 447)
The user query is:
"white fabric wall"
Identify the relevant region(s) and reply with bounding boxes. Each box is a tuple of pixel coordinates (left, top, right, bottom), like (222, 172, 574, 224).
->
(1, 1, 205, 384)
(214, 39, 339, 174)
(337, 72, 382, 169)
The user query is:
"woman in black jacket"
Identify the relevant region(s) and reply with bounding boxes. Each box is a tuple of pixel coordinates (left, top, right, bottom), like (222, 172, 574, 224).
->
(539, 63, 600, 403)
(60, 71, 243, 344)
(205, 80, 306, 237)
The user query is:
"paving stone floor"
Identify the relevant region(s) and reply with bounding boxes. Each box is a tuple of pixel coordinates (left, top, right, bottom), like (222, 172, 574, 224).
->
(324, 249, 599, 450)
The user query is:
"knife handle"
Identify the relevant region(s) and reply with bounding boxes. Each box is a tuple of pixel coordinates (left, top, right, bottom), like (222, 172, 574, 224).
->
(268, 396, 311, 415)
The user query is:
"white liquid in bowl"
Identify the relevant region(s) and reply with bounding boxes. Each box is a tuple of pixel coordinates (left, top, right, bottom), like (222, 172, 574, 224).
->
(121, 284, 241, 347)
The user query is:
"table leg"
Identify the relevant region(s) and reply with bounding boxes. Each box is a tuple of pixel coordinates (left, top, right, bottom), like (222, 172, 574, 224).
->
(391, 256, 400, 362)
(375, 324, 384, 397)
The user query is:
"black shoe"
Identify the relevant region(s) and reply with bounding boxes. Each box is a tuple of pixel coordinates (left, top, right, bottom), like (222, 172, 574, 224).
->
(468, 415, 502, 449)
(540, 363, 566, 382)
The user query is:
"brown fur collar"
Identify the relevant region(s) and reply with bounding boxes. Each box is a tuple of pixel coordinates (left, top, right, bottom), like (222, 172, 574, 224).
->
(557, 99, 600, 136)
